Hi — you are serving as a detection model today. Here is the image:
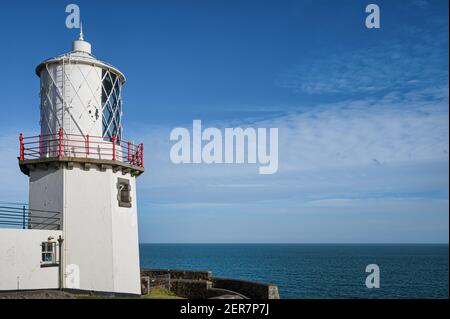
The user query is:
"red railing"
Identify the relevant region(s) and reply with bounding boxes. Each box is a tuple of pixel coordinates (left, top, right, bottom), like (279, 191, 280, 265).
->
(19, 128, 144, 168)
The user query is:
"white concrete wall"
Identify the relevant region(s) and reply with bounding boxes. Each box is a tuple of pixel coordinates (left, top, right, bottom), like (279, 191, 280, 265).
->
(0, 228, 62, 290)
(7, 165, 141, 295)
(63, 165, 140, 294)
(110, 170, 141, 294)
(29, 167, 64, 230)
(63, 165, 114, 292)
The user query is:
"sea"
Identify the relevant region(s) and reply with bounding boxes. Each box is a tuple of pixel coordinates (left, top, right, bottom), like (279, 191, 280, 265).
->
(139, 244, 449, 299)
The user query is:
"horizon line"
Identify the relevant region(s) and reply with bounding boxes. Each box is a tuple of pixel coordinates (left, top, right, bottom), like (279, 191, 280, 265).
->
(138, 242, 449, 245)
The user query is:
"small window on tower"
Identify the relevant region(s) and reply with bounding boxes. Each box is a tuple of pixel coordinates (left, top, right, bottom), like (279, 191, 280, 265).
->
(117, 178, 132, 208)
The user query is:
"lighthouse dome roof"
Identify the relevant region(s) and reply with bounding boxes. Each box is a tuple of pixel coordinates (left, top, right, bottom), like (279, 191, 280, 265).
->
(35, 36, 126, 84)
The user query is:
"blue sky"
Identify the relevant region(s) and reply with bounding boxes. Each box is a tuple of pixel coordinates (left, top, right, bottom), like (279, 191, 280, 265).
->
(0, 0, 448, 243)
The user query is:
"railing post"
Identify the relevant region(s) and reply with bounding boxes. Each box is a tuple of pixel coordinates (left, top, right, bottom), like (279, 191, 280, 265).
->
(39, 134, 43, 158)
(86, 134, 90, 157)
(140, 143, 144, 168)
(127, 141, 131, 162)
(22, 205, 26, 229)
(58, 128, 63, 158)
(19, 133, 24, 160)
(112, 135, 116, 161)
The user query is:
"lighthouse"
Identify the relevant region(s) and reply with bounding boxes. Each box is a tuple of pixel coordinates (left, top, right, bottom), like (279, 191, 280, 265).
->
(17, 28, 144, 295)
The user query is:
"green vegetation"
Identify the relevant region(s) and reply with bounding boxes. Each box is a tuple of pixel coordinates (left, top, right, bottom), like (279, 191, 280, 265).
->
(76, 294, 116, 299)
(75, 288, 183, 299)
(142, 288, 184, 299)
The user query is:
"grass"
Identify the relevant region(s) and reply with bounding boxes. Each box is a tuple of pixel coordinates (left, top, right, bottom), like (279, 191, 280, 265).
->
(142, 288, 184, 299)
(76, 288, 183, 299)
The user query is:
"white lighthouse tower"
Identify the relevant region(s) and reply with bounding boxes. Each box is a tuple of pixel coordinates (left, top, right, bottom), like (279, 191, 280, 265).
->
(18, 28, 144, 295)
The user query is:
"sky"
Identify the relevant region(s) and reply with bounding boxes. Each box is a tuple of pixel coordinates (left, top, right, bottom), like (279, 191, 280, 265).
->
(0, 0, 448, 243)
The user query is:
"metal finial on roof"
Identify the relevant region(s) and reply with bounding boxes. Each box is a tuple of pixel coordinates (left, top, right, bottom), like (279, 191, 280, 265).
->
(79, 22, 84, 41)
(72, 21, 92, 54)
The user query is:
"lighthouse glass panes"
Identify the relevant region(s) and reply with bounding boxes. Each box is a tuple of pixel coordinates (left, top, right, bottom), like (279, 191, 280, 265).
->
(102, 69, 122, 142)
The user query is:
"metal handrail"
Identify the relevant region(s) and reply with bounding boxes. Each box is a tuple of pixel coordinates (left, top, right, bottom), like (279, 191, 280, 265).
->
(0, 204, 61, 230)
(19, 128, 144, 168)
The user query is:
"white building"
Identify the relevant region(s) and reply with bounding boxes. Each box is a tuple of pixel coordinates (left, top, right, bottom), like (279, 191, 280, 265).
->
(0, 29, 144, 296)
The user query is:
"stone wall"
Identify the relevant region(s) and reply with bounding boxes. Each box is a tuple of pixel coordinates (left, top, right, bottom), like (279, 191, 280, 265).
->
(170, 279, 212, 299)
(141, 269, 212, 281)
(140, 269, 280, 299)
(213, 277, 280, 299)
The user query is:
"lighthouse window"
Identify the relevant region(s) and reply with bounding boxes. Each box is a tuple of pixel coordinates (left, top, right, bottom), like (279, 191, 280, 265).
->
(102, 70, 122, 142)
(41, 242, 56, 265)
(117, 178, 132, 208)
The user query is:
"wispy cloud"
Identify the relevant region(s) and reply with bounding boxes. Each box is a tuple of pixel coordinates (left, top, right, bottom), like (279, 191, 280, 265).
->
(412, 0, 429, 9)
(275, 89, 449, 172)
(276, 21, 448, 95)
(134, 84, 448, 214)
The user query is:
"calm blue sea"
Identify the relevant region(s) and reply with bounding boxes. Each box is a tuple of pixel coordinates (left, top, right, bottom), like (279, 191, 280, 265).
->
(139, 244, 449, 299)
